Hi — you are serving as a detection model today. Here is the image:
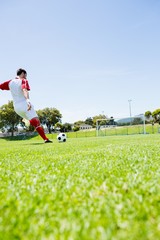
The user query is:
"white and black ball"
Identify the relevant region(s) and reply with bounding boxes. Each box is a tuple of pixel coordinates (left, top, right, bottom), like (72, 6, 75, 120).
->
(57, 133, 67, 142)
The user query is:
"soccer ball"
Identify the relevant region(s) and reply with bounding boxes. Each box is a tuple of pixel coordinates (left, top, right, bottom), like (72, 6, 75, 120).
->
(57, 133, 67, 142)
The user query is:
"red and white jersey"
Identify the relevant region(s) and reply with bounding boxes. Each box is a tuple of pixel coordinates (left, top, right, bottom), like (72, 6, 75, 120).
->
(0, 77, 30, 104)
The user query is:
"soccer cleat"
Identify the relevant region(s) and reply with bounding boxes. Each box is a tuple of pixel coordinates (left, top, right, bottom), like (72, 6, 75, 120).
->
(44, 139, 53, 143)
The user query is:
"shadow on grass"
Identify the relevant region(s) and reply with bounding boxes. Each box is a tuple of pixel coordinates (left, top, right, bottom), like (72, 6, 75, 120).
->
(24, 142, 45, 145)
(2, 134, 38, 141)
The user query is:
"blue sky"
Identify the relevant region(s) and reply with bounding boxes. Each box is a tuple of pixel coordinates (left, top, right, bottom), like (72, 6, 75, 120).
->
(0, 0, 160, 123)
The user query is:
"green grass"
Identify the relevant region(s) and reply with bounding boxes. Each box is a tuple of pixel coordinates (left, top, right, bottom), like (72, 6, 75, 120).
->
(0, 134, 160, 239)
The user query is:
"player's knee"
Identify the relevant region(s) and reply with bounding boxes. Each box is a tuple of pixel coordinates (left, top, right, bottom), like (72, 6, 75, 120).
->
(30, 117, 40, 128)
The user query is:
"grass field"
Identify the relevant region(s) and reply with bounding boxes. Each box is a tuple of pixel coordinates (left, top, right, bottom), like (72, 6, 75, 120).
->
(0, 134, 160, 240)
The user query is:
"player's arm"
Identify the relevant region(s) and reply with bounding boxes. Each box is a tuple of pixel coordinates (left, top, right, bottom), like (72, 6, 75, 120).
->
(0, 80, 11, 90)
(22, 88, 31, 111)
(21, 79, 31, 111)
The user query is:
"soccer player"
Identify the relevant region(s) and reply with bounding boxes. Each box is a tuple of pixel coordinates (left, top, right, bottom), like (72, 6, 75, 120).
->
(0, 68, 52, 143)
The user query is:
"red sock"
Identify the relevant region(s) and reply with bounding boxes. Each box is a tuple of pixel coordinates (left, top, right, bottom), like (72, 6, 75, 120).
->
(30, 118, 48, 141)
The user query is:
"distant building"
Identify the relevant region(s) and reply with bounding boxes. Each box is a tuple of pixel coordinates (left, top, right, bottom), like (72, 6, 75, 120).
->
(116, 114, 145, 125)
(79, 124, 92, 130)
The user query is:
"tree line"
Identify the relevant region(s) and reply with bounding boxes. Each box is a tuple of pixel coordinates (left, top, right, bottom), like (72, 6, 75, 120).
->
(1, 101, 159, 136)
(0, 101, 108, 136)
(0, 101, 62, 136)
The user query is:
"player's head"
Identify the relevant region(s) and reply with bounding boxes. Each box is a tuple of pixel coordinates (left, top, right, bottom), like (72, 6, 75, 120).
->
(17, 68, 27, 78)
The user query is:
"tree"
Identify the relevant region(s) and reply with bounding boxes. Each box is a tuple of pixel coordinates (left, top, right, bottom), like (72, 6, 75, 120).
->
(73, 126, 80, 132)
(0, 101, 21, 136)
(92, 114, 107, 127)
(37, 107, 62, 133)
(85, 117, 93, 126)
(108, 116, 115, 125)
(54, 122, 72, 132)
(145, 111, 152, 123)
(145, 111, 152, 118)
(54, 122, 63, 131)
(74, 120, 85, 126)
(61, 123, 72, 132)
(132, 117, 143, 125)
(73, 120, 84, 131)
(152, 109, 160, 124)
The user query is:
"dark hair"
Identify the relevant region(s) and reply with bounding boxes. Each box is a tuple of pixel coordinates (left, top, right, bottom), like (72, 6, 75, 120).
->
(17, 68, 27, 76)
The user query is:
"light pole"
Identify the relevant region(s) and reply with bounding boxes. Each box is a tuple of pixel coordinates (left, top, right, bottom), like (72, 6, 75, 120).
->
(128, 99, 132, 125)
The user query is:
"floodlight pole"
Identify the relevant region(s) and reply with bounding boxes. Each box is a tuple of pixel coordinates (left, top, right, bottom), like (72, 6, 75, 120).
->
(128, 99, 132, 125)
(143, 114, 146, 134)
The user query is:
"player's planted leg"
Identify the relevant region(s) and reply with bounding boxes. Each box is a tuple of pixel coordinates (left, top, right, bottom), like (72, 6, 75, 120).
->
(30, 117, 52, 143)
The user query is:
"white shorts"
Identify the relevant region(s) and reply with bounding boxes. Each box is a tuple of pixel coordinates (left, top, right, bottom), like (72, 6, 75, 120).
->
(14, 101, 38, 120)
